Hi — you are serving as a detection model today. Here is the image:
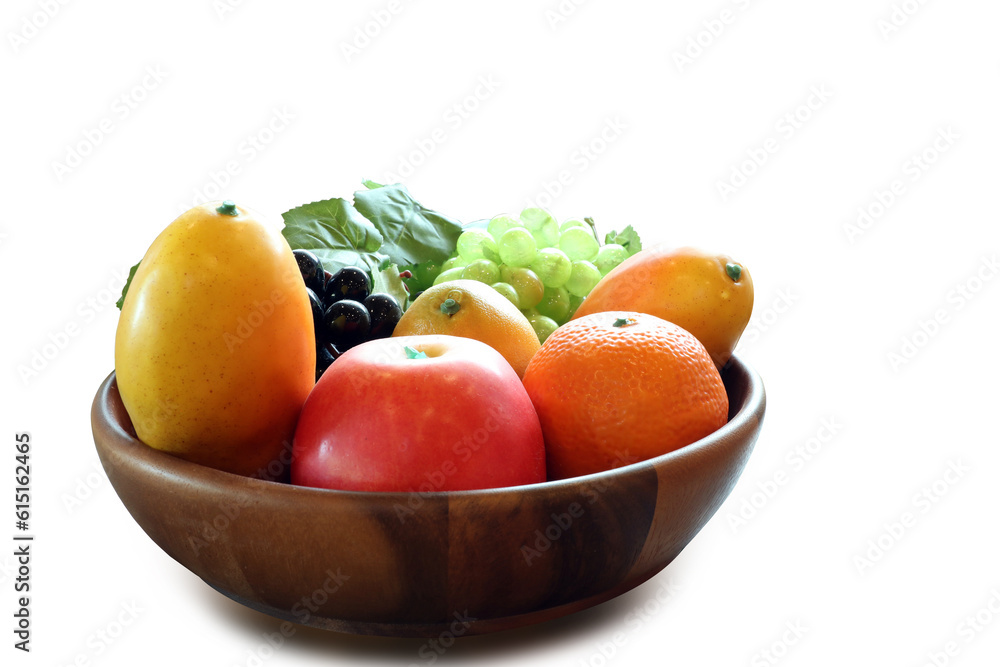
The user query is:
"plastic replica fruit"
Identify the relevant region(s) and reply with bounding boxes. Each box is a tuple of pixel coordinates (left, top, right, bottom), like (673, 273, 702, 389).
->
(445, 211, 638, 340)
(322, 300, 370, 351)
(325, 266, 371, 303)
(296, 259, 403, 379)
(292, 335, 546, 492)
(364, 293, 404, 339)
(292, 249, 326, 293)
(115, 201, 315, 478)
(522, 311, 728, 480)
(572, 245, 753, 369)
(391, 280, 540, 379)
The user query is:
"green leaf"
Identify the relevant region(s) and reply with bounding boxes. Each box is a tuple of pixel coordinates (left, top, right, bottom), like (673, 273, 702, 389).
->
(281, 197, 386, 275)
(371, 263, 411, 310)
(115, 261, 141, 310)
(605, 225, 643, 256)
(353, 184, 463, 267)
(362, 179, 385, 190)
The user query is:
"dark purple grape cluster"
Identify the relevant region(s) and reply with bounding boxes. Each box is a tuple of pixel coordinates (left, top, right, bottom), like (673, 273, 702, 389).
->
(293, 250, 403, 380)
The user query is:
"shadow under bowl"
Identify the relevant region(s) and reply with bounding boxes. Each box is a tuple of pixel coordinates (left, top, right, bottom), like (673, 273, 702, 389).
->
(91, 356, 765, 638)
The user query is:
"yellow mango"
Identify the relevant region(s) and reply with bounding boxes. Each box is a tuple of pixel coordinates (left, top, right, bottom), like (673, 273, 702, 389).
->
(115, 201, 315, 477)
(572, 245, 754, 369)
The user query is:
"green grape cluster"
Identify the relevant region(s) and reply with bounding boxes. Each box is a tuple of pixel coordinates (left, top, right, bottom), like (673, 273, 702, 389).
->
(437, 208, 632, 344)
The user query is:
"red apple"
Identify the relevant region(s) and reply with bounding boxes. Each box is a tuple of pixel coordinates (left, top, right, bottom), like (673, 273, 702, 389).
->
(291, 334, 546, 492)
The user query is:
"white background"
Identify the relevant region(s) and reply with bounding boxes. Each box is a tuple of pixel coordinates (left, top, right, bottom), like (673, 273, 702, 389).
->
(3, 0, 1000, 665)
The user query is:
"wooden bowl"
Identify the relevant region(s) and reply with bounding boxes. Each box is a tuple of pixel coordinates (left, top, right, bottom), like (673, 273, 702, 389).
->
(91, 357, 765, 637)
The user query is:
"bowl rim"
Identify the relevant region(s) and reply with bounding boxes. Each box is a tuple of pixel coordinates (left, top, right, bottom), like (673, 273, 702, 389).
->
(94, 355, 765, 501)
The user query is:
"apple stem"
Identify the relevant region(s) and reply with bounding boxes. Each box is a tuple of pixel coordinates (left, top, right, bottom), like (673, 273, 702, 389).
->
(404, 346, 428, 360)
(440, 298, 461, 316)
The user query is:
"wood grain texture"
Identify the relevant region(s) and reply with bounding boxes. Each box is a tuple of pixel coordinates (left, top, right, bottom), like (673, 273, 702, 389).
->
(91, 357, 765, 637)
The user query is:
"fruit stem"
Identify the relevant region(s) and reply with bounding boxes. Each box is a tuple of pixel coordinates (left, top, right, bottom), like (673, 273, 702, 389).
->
(584, 217, 601, 244)
(613, 317, 637, 328)
(440, 298, 461, 316)
(404, 346, 428, 360)
(725, 262, 742, 281)
(216, 200, 239, 216)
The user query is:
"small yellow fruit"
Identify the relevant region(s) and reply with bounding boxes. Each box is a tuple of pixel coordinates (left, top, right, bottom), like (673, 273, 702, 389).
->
(115, 201, 315, 477)
(391, 280, 540, 378)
